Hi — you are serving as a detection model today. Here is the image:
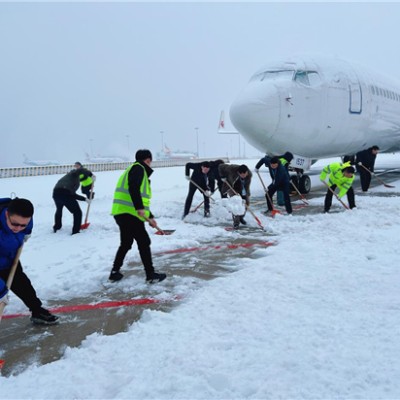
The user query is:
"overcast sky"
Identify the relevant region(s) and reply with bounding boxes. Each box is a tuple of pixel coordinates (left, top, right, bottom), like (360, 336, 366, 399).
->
(1, 2, 400, 166)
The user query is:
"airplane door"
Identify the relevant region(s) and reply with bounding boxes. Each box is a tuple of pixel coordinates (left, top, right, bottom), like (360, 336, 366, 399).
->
(349, 82, 362, 114)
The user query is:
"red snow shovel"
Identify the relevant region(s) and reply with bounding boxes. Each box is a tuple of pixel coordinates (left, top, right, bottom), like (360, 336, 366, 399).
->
(358, 163, 395, 188)
(255, 170, 281, 216)
(145, 217, 175, 236)
(0, 245, 24, 370)
(81, 184, 94, 230)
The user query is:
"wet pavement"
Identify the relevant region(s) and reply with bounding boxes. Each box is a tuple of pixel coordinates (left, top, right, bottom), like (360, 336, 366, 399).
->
(0, 235, 274, 377)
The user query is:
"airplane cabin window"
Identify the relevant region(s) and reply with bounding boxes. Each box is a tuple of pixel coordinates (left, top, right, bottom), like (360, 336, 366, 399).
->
(370, 85, 375, 95)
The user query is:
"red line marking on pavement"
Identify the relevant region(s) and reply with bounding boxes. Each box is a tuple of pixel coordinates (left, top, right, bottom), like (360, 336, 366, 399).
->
(2, 296, 181, 320)
(155, 241, 276, 255)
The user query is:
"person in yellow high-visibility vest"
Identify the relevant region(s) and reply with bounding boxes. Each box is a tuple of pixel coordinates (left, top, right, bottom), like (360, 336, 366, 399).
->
(109, 149, 166, 283)
(74, 162, 96, 199)
(320, 161, 356, 212)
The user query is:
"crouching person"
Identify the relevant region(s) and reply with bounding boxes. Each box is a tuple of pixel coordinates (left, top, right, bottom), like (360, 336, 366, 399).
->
(0, 198, 59, 325)
(219, 163, 252, 229)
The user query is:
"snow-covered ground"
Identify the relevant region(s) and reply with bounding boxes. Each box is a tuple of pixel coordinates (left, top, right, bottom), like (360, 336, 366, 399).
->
(1, 155, 400, 399)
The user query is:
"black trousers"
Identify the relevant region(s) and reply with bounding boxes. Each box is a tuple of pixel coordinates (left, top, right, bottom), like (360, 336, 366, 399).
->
(357, 168, 372, 192)
(266, 183, 292, 214)
(53, 193, 83, 234)
(183, 183, 210, 217)
(81, 185, 94, 199)
(0, 262, 42, 313)
(113, 214, 155, 279)
(324, 185, 356, 211)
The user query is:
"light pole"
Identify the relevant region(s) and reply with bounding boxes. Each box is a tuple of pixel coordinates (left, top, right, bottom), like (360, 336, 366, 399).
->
(160, 131, 164, 152)
(195, 127, 199, 158)
(89, 139, 94, 157)
(125, 135, 130, 153)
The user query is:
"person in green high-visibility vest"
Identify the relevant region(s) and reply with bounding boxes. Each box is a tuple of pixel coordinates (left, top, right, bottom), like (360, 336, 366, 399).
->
(320, 161, 356, 213)
(74, 162, 96, 199)
(109, 149, 166, 284)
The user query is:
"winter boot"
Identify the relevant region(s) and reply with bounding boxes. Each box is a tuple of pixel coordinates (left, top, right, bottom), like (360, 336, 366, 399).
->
(233, 215, 240, 229)
(31, 308, 59, 325)
(109, 270, 124, 282)
(146, 272, 167, 284)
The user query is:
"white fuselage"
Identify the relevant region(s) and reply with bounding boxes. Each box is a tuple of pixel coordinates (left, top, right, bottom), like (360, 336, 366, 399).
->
(230, 55, 400, 159)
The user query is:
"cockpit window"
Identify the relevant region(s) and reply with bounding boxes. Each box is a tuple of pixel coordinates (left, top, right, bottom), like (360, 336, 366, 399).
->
(250, 70, 294, 82)
(294, 70, 321, 87)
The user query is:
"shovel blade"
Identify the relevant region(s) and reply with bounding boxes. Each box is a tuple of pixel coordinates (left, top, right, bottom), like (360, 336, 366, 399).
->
(155, 229, 175, 235)
(81, 222, 90, 230)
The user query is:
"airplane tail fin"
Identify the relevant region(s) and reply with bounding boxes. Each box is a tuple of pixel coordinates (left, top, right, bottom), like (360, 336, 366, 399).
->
(217, 110, 238, 134)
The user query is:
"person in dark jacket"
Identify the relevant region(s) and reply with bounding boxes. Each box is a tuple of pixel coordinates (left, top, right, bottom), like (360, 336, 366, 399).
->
(209, 159, 225, 198)
(356, 146, 380, 192)
(183, 161, 215, 218)
(0, 198, 59, 325)
(74, 162, 96, 199)
(109, 149, 166, 283)
(218, 163, 252, 228)
(256, 156, 292, 214)
(52, 169, 89, 235)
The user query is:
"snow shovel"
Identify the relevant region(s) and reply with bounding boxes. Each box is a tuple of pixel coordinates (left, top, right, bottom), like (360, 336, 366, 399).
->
(145, 217, 175, 236)
(290, 181, 309, 205)
(321, 180, 350, 210)
(358, 163, 395, 188)
(189, 179, 216, 202)
(0, 245, 24, 370)
(255, 170, 281, 216)
(81, 184, 94, 230)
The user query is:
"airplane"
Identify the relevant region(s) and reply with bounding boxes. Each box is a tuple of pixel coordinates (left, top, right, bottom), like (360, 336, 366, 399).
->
(84, 152, 127, 163)
(22, 154, 60, 166)
(156, 144, 197, 160)
(221, 54, 400, 192)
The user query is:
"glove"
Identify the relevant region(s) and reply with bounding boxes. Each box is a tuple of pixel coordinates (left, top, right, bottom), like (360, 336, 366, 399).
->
(357, 162, 363, 166)
(221, 177, 227, 182)
(85, 198, 91, 204)
(254, 168, 259, 172)
(185, 175, 190, 181)
(0, 287, 9, 305)
(205, 191, 211, 197)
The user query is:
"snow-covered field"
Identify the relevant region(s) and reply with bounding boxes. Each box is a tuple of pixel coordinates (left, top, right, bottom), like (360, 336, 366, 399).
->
(1, 155, 400, 399)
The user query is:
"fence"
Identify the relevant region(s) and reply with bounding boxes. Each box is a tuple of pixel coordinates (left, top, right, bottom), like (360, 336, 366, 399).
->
(0, 158, 230, 179)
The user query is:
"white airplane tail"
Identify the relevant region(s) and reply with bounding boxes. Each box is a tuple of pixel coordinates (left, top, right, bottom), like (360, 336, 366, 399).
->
(217, 110, 238, 134)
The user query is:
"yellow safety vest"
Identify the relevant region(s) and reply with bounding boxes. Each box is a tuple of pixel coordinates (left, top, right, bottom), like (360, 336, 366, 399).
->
(79, 174, 93, 188)
(320, 162, 355, 198)
(111, 162, 151, 221)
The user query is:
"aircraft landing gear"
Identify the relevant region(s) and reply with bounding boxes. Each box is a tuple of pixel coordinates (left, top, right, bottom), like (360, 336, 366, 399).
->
(290, 172, 311, 194)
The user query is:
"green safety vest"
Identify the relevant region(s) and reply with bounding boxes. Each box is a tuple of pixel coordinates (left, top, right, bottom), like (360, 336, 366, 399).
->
(79, 174, 93, 188)
(279, 157, 288, 167)
(320, 162, 355, 198)
(111, 162, 152, 221)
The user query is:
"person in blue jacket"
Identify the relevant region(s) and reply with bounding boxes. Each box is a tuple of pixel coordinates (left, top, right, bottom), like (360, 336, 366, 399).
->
(256, 156, 292, 214)
(0, 198, 59, 325)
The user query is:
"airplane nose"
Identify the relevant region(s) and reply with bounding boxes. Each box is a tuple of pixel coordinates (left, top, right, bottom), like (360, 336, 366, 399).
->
(229, 82, 280, 148)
